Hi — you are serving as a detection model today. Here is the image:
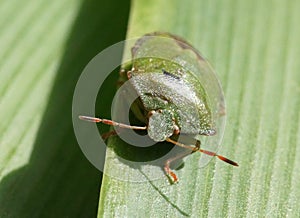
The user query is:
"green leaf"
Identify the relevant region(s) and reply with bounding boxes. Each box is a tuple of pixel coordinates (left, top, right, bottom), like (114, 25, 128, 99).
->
(98, 0, 300, 217)
(0, 0, 130, 217)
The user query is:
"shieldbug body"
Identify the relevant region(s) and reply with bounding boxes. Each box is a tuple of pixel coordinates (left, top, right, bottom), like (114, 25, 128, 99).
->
(80, 32, 238, 183)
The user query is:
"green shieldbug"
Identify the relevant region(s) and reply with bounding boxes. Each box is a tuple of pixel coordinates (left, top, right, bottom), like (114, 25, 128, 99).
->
(79, 32, 238, 183)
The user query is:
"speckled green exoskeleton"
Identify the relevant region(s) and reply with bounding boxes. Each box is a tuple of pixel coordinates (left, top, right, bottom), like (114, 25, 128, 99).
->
(79, 32, 238, 183)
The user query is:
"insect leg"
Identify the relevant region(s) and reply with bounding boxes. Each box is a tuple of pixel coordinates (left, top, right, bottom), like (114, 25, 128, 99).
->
(101, 130, 117, 140)
(79, 115, 147, 130)
(163, 138, 200, 183)
(164, 150, 193, 184)
(191, 140, 200, 153)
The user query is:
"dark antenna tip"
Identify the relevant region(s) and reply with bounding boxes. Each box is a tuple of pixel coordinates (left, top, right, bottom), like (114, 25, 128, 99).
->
(217, 155, 239, 166)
